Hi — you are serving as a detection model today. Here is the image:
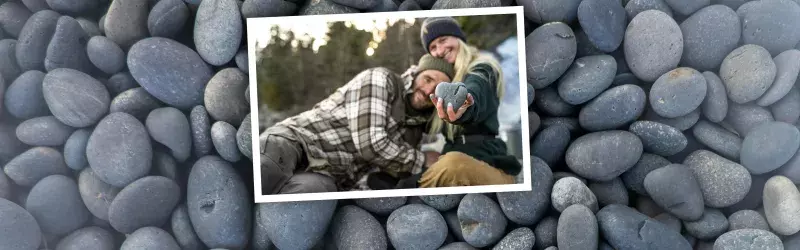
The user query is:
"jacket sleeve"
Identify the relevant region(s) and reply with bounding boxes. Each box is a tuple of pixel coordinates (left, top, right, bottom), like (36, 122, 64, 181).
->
(452, 63, 500, 125)
(345, 69, 426, 177)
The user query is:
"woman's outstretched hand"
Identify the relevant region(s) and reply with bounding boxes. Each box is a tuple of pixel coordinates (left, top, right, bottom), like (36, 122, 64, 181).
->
(430, 92, 474, 123)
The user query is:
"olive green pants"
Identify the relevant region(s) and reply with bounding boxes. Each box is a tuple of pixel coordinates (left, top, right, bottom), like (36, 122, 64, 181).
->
(419, 151, 515, 188)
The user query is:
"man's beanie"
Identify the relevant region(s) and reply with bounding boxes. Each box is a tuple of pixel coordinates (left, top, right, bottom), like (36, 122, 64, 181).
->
(420, 17, 466, 53)
(416, 54, 455, 79)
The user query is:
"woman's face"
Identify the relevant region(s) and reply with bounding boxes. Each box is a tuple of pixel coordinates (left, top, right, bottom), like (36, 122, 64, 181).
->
(428, 36, 460, 64)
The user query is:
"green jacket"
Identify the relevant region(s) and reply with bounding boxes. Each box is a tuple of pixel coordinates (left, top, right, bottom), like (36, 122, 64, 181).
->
(442, 63, 522, 176)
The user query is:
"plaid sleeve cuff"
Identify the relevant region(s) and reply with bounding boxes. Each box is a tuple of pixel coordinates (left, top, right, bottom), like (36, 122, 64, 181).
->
(411, 150, 426, 175)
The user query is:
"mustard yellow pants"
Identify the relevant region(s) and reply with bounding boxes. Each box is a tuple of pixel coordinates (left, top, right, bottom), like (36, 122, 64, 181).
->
(419, 151, 515, 187)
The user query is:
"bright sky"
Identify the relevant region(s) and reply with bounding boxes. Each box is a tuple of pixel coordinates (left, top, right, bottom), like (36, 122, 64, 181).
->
(255, 17, 416, 55)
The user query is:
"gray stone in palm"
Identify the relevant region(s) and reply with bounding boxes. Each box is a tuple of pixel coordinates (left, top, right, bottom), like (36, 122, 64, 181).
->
(434, 82, 469, 109)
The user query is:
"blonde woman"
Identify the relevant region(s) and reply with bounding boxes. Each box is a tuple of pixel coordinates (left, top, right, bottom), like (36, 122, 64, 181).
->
(400, 17, 522, 188)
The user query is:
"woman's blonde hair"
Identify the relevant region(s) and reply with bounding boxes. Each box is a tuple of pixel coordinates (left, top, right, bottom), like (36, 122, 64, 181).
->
(428, 39, 505, 141)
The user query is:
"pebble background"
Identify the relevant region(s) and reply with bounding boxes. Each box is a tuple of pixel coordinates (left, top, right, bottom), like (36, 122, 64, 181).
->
(2, 0, 800, 250)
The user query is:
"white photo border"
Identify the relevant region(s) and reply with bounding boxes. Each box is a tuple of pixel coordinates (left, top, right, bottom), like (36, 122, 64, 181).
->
(247, 6, 532, 203)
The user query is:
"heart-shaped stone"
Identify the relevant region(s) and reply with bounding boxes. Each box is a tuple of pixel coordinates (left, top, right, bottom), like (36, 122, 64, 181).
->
(434, 82, 469, 109)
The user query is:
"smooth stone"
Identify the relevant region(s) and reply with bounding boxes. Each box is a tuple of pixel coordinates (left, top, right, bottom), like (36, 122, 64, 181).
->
(109, 87, 163, 121)
(535, 86, 577, 116)
(777, 146, 800, 184)
(517, 0, 582, 24)
(45, 0, 100, 15)
(365, 0, 398, 11)
(526, 22, 577, 89)
(385, 204, 447, 249)
(650, 67, 707, 118)
(42, 68, 110, 127)
(664, 0, 709, 15)
(148, 0, 189, 38)
(235, 50, 248, 73)
(493, 227, 535, 250)
(104, 0, 148, 49)
(575, 27, 604, 58)
(26, 175, 90, 235)
(0, 39, 21, 83)
(529, 111, 541, 136)
(691, 120, 741, 160)
(728, 210, 770, 231)
(194, 0, 241, 66)
(86, 36, 125, 75)
(430, 0, 500, 9)
(55, 226, 115, 250)
(458, 194, 507, 247)
(566, 130, 643, 181)
(299, 0, 359, 15)
(146, 107, 192, 163)
(16, 10, 59, 72)
(190, 105, 213, 157)
(683, 150, 751, 208)
(0, 198, 41, 250)
(719, 44, 777, 104)
(610, 73, 643, 87)
(108, 176, 180, 234)
(624, 0, 674, 21)
(77, 168, 119, 222)
(86, 112, 153, 188)
(725, 102, 775, 136)
(589, 177, 629, 206)
(763, 175, 800, 235)
(701, 71, 728, 122)
(643, 164, 704, 220)
(398, 0, 421, 10)
(443, 210, 464, 242)
(557, 204, 598, 250)
(624, 10, 683, 82)
(579, 84, 646, 131)
(127, 37, 213, 110)
(629, 120, 687, 156)
(722, 174, 769, 215)
(63, 129, 91, 170)
(16, 116, 74, 146)
(205, 68, 249, 126)
(330, 205, 387, 250)
(22, 0, 50, 12)
(250, 210, 275, 250)
(3, 147, 69, 186)
(172, 204, 207, 250)
(211, 121, 241, 162)
(534, 216, 557, 250)
(557, 54, 617, 105)
(187, 156, 251, 249)
(641, 106, 700, 131)
(714, 229, 783, 250)
(531, 124, 570, 166)
(75, 17, 100, 37)
(551, 177, 599, 213)
(237, 113, 252, 160)
(679, 5, 740, 71)
(0, 171, 9, 200)
(44, 16, 95, 73)
(654, 213, 682, 233)
(416, 195, 460, 212)
(440, 242, 477, 250)
(0, 1, 31, 37)
(577, 0, 626, 52)
(435, 82, 469, 109)
(120, 227, 181, 250)
(740, 0, 800, 56)
(329, 0, 379, 9)
(759, 50, 800, 106)
(4, 70, 48, 119)
(105, 72, 138, 97)
(241, 0, 297, 17)
(497, 156, 553, 226)
(149, 151, 177, 184)
(683, 208, 729, 240)
(596, 204, 692, 250)
(354, 196, 407, 215)
(740, 122, 800, 174)
(772, 87, 800, 124)
(621, 153, 671, 196)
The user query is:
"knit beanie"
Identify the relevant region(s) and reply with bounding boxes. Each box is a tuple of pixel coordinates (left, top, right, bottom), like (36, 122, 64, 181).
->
(420, 17, 466, 53)
(416, 54, 455, 79)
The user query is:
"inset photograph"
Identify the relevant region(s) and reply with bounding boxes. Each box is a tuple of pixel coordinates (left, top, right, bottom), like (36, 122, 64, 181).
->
(247, 7, 531, 203)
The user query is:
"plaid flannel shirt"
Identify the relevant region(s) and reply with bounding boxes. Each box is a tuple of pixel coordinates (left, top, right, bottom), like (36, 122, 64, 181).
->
(266, 67, 429, 191)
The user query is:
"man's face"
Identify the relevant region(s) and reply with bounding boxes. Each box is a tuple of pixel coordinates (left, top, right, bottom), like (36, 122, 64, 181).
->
(410, 70, 450, 110)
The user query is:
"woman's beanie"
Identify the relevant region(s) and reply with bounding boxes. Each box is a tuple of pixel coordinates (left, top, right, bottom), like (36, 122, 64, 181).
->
(420, 17, 466, 53)
(416, 54, 455, 79)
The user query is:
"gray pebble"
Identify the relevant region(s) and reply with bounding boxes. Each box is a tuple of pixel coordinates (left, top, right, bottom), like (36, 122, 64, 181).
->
(664, 0, 709, 15)
(44, 16, 95, 73)
(77, 168, 119, 222)
(723, 174, 769, 215)
(551, 177, 599, 213)
(21, 0, 50, 12)
(458, 194, 507, 248)
(205, 68, 249, 126)
(0, 198, 41, 250)
(4, 70, 48, 119)
(691, 120, 741, 160)
(654, 213, 682, 233)
(740, 0, 800, 56)
(0, 1, 31, 37)
(86, 36, 125, 75)
(544, 247, 557, 250)
(577, 0, 627, 52)
(777, 146, 800, 184)
(701, 71, 728, 122)
(3, 147, 69, 186)
(624, 10, 683, 82)
(330, 205, 387, 250)
(151, 151, 179, 183)
(610, 73, 642, 87)
(719, 44, 777, 104)
(55, 226, 115, 250)
(108, 176, 180, 234)
(398, 0, 421, 10)
(104, 0, 148, 49)
(517, 0, 582, 24)
(580, 84, 647, 131)
(172, 204, 207, 250)
(535, 86, 577, 117)
(565, 130, 643, 181)
(724, 102, 775, 136)
(531, 124, 570, 166)
(242, 0, 298, 17)
(771, 86, 800, 124)
(250, 207, 274, 250)
(625, 0, 673, 21)
(649, 67, 707, 118)
(354, 196, 407, 215)
(105, 72, 139, 97)
(0, 171, 10, 200)
(42, 68, 109, 127)
(75, 17, 100, 37)
(493, 227, 535, 250)
(386, 204, 447, 250)
(529, 111, 541, 136)
(443, 210, 465, 242)
(526, 22, 576, 89)
(441, 242, 478, 250)
(763, 175, 800, 235)
(63, 129, 91, 170)
(365, 0, 398, 12)
(26, 175, 90, 235)
(683, 208, 729, 240)
(759, 49, 800, 107)
(109, 87, 163, 121)
(431, 0, 500, 9)
(596, 204, 692, 250)
(553, 172, 587, 184)
(188, 155, 252, 249)
(728, 210, 770, 231)
(740, 122, 800, 174)
(194, 0, 241, 66)
(148, 0, 189, 38)
(16, 116, 74, 146)
(714, 229, 783, 250)
(680, 5, 740, 71)
(557, 55, 617, 105)
(534, 216, 557, 250)
(497, 156, 553, 226)
(435, 82, 468, 109)
(127, 37, 213, 110)
(120, 227, 181, 250)
(15, 10, 59, 72)
(642, 106, 701, 131)
(575, 27, 604, 58)
(190, 105, 213, 157)
(45, 0, 100, 15)
(644, 164, 705, 220)
(557, 204, 598, 250)
(235, 49, 248, 73)
(86, 112, 153, 188)
(636, 193, 665, 217)
(683, 150, 751, 208)
(237, 113, 252, 160)
(299, 0, 359, 15)
(589, 178, 629, 206)
(211, 121, 241, 162)
(0, 39, 20, 83)
(146, 107, 192, 163)
(417, 194, 461, 211)
(630, 120, 687, 156)
(330, 0, 379, 9)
